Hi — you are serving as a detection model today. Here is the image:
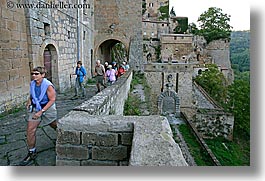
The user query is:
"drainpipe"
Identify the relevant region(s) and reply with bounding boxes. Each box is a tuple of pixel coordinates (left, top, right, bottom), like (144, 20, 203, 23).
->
(71, 0, 80, 88)
(77, 0, 80, 62)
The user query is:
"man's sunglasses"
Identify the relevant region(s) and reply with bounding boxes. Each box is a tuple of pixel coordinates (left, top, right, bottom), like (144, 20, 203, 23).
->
(31, 72, 40, 75)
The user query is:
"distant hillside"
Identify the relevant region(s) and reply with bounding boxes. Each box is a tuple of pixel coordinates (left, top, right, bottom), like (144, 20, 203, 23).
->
(230, 31, 250, 73)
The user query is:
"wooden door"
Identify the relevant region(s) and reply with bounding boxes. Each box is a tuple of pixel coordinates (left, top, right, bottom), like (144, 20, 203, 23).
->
(44, 50, 52, 82)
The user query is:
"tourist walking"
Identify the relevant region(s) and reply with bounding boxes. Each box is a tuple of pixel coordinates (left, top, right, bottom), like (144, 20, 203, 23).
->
(94, 60, 106, 93)
(117, 64, 125, 77)
(71, 61, 87, 99)
(105, 65, 116, 85)
(112, 61, 118, 79)
(19, 66, 57, 166)
(122, 61, 130, 71)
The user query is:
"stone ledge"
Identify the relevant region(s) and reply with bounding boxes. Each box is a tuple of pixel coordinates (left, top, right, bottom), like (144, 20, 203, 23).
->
(57, 114, 188, 166)
(58, 113, 135, 133)
(73, 70, 132, 115)
(129, 116, 188, 166)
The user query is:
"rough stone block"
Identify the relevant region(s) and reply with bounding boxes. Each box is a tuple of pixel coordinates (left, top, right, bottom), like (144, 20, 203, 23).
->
(58, 113, 134, 133)
(56, 158, 80, 166)
(81, 160, 118, 166)
(92, 146, 128, 161)
(120, 133, 133, 146)
(57, 129, 80, 145)
(56, 144, 88, 160)
(119, 161, 129, 166)
(82, 132, 118, 146)
(129, 116, 188, 166)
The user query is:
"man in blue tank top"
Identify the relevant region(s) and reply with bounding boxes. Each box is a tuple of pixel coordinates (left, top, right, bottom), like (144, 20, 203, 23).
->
(19, 67, 57, 166)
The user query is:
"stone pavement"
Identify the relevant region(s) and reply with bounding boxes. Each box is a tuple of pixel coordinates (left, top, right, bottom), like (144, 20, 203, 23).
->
(0, 84, 97, 166)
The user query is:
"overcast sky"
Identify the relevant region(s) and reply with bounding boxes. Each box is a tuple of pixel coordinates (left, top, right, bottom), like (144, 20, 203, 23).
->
(169, 0, 250, 31)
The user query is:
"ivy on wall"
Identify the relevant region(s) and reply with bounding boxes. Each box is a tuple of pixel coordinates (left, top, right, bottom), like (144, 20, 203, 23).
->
(158, 4, 169, 20)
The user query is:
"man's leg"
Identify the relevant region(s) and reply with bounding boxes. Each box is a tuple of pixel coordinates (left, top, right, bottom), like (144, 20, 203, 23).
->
(101, 78, 107, 88)
(74, 80, 79, 96)
(80, 82, 85, 97)
(96, 81, 101, 93)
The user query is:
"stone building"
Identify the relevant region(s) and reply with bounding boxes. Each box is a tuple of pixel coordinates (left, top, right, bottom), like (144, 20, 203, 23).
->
(143, 19, 169, 40)
(144, 63, 195, 115)
(0, 0, 143, 113)
(142, 0, 169, 40)
(93, 0, 142, 71)
(0, 0, 94, 113)
(160, 34, 194, 63)
(142, 0, 234, 139)
(206, 39, 234, 84)
(143, 0, 167, 19)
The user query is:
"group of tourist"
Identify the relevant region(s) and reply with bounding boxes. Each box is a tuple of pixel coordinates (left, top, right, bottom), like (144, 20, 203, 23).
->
(103, 60, 129, 86)
(18, 59, 129, 166)
(71, 59, 129, 96)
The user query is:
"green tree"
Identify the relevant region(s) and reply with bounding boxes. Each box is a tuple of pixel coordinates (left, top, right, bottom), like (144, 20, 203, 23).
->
(194, 64, 227, 104)
(223, 79, 250, 139)
(188, 22, 198, 34)
(158, 4, 169, 20)
(196, 7, 233, 43)
(174, 17, 188, 34)
(230, 31, 250, 72)
(142, 2, 147, 15)
(111, 43, 127, 64)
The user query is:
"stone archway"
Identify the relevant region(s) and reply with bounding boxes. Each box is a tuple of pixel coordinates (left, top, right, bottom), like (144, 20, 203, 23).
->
(39, 40, 60, 91)
(158, 90, 180, 117)
(94, 38, 129, 66)
(42, 44, 59, 90)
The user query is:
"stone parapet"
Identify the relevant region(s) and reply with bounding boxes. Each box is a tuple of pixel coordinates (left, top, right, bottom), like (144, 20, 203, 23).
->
(56, 70, 187, 166)
(129, 116, 188, 166)
(73, 70, 132, 115)
(56, 113, 134, 166)
(57, 114, 188, 166)
(144, 63, 195, 73)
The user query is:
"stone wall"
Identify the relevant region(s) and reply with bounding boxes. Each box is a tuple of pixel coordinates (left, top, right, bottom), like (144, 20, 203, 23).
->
(73, 70, 132, 115)
(193, 82, 218, 109)
(129, 116, 188, 166)
(56, 113, 134, 166)
(24, 0, 94, 92)
(57, 114, 188, 166)
(161, 34, 194, 62)
(143, 20, 169, 40)
(193, 82, 234, 140)
(0, 0, 31, 113)
(56, 70, 133, 165)
(194, 110, 234, 140)
(206, 39, 234, 83)
(56, 70, 188, 166)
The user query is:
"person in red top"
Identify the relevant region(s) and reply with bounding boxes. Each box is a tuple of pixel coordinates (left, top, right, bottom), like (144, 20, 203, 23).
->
(117, 64, 125, 77)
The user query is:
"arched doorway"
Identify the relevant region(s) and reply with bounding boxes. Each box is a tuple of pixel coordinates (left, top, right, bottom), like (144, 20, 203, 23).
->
(158, 90, 181, 117)
(43, 44, 59, 90)
(96, 39, 128, 65)
(44, 48, 52, 81)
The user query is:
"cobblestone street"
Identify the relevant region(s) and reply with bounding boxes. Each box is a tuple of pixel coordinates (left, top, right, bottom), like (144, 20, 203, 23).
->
(0, 85, 97, 166)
